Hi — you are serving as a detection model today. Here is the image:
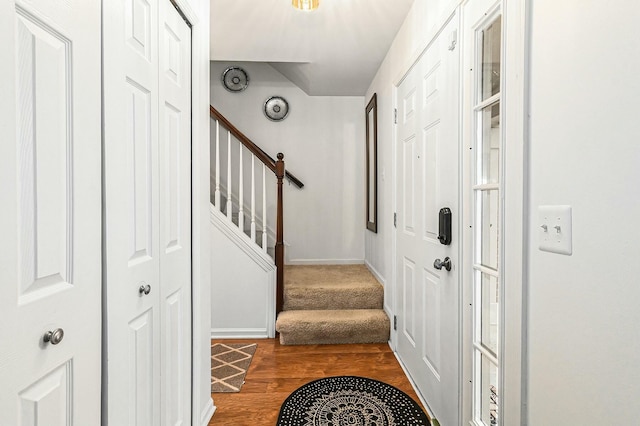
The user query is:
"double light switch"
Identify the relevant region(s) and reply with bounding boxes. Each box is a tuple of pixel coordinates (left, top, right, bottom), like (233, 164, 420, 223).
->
(538, 205, 572, 255)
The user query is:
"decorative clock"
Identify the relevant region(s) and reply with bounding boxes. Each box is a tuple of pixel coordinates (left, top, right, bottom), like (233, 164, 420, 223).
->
(222, 67, 249, 92)
(263, 96, 289, 121)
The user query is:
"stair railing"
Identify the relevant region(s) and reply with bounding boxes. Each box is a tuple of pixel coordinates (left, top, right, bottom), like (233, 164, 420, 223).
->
(210, 105, 303, 314)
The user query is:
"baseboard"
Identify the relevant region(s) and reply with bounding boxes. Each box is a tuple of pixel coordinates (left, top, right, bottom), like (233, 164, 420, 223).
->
(287, 258, 365, 265)
(211, 328, 270, 339)
(364, 260, 385, 286)
(199, 398, 215, 426)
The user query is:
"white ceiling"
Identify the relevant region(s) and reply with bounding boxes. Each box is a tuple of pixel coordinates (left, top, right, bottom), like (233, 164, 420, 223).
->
(210, 0, 415, 96)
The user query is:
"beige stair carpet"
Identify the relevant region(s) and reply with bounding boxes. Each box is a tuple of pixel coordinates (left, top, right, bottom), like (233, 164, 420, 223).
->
(276, 264, 390, 345)
(283, 264, 384, 310)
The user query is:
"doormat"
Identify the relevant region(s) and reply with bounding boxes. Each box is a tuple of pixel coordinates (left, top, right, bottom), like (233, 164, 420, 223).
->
(211, 343, 257, 393)
(276, 376, 430, 425)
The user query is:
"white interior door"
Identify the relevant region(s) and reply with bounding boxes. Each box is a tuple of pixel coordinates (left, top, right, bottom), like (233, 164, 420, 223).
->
(395, 15, 460, 426)
(0, 0, 102, 424)
(159, 3, 192, 424)
(103, 0, 192, 424)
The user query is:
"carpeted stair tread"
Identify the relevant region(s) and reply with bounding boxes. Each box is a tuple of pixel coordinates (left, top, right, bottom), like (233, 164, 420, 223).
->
(284, 265, 383, 310)
(276, 309, 390, 345)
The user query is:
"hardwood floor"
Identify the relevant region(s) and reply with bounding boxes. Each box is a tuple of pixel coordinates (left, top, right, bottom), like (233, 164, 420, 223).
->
(208, 339, 427, 425)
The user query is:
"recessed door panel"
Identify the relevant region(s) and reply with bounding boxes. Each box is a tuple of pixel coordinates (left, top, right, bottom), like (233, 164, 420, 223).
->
(403, 258, 417, 346)
(126, 0, 152, 60)
(19, 361, 73, 426)
(126, 79, 154, 265)
(403, 136, 416, 234)
(422, 269, 441, 380)
(16, 11, 72, 303)
(163, 102, 181, 253)
(164, 289, 184, 425)
(129, 310, 154, 426)
(423, 125, 440, 240)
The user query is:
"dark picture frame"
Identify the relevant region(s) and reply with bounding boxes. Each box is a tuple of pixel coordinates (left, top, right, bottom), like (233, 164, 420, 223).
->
(366, 93, 378, 233)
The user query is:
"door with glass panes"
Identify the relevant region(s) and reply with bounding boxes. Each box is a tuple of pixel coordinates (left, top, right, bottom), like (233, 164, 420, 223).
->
(462, 0, 503, 425)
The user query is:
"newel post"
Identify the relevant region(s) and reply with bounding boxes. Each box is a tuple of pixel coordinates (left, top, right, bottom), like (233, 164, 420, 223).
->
(275, 153, 285, 315)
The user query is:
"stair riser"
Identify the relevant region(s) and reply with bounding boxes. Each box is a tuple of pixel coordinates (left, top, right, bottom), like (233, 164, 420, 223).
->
(276, 310, 390, 346)
(284, 288, 383, 310)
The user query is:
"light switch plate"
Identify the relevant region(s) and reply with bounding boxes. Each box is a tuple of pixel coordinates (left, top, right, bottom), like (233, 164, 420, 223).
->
(538, 205, 572, 255)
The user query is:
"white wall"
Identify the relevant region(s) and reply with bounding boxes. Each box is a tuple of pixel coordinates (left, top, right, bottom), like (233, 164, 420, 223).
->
(527, 1, 640, 423)
(210, 61, 365, 264)
(210, 211, 276, 338)
(364, 0, 456, 310)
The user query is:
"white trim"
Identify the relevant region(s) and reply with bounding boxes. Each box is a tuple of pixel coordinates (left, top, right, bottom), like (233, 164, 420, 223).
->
(210, 205, 276, 270)
(183, 0, 211, 424)
(211, 328, 271, 339)
(393, 1, 461, 87)
(199, 400, 215, 426)
(172, 0, 199, 24)
(286, 258, 365, 265)
(501, 0, 528, 424)
(364, 260, 385, 286)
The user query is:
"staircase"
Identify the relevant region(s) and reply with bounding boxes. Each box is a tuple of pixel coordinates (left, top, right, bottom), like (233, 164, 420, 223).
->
(211, 107, 389, 344)
(276, 265, 390, 345)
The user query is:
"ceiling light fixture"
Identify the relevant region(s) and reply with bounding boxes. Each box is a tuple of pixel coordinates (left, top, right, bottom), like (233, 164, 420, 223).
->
(292, 0, 319, 11)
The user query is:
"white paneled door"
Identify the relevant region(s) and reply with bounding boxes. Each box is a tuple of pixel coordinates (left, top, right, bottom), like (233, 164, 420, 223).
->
(103, 0, 192, 424)
(395, 15, 460, 426)
(0, 0, 102, 425)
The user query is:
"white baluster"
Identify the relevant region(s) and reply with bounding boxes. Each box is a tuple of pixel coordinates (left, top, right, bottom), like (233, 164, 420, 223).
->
(226, 130, 232, 220)
(238, 146, 244, 232)
(214, 120, 221, 209)
(262, 164, 267, 252)
(250, 155, 256, 242)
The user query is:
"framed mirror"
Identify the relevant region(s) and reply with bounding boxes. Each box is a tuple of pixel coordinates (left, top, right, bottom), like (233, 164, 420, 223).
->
(366, 93, 377, 233)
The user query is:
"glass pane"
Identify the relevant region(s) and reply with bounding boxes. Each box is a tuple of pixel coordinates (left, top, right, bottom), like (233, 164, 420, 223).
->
(481, 273, 499, 354)
(480, 355, 499, 426)
(479, 190, 499, 269)
(481, 16, 502, 101)
(477, 103, 500, 184)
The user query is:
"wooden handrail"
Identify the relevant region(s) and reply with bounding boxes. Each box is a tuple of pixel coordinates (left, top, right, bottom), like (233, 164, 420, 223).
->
(210, 105, 304, 188)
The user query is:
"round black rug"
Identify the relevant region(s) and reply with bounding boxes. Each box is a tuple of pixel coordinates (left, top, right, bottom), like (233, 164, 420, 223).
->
(276, 376, 430, 426)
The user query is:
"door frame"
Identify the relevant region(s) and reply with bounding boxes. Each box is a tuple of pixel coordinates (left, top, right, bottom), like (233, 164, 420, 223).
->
(459, 0, 529, 424)
(389, 0, 529, 424)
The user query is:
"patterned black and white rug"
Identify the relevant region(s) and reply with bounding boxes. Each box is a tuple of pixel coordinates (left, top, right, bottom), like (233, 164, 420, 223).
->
(276, 376, 430, 426)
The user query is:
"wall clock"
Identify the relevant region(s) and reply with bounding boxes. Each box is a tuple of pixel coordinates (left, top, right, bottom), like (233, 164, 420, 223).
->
(264, 96, 289, 121)
(222, 66, 249, 92)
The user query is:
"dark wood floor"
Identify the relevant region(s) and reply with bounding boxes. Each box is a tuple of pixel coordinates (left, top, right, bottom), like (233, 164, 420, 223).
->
(208, 338, 427, 425)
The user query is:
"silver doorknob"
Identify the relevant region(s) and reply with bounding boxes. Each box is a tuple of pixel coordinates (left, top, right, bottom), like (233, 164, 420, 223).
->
(43, 328, 64, 345)
(433, 257, 452, 272)
(139, 284, 151, 295)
